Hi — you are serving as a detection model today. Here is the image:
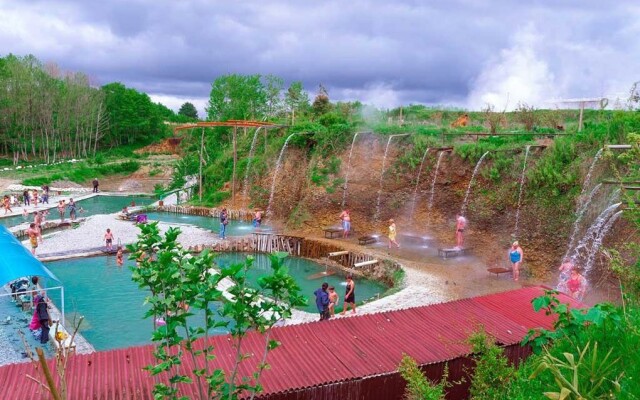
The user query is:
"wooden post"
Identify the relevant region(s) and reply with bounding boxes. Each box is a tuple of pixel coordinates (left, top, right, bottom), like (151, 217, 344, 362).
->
(199, 127, 204, 202)
(232, 126, 237, 207)
(578, 102, 585, 132)
(264, 127, 268, 155)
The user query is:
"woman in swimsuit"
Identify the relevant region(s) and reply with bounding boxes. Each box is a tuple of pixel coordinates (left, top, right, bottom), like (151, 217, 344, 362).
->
(341, 275, 356, 315)
(509, 241, 523, 281)
(556, 258, 574, 291)
(388, 219, 400, 249)
(57, 200, 66, 222)
(566, 268, 587, 300)
(68, 198, 77, 220)
(116, 247, 124, 266)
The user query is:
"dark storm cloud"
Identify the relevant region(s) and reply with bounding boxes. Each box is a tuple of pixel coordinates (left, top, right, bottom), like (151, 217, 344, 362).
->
(1, 0, 639, 110)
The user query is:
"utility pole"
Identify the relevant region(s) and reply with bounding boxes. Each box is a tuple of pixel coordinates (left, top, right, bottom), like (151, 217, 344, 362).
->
(199, 127, 204, 202)
(232, 125, 237, 207)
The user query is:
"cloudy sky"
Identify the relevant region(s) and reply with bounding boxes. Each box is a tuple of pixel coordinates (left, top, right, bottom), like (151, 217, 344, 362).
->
(1, 0, 639, 114)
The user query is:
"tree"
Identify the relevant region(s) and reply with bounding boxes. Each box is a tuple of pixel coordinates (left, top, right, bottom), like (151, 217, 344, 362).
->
(207, 74, 267, 121)
(284, 81, 310, 125)
(178, 102, 199, 120)
(312, 84, 331, 116)
(128, 222, 305, 399)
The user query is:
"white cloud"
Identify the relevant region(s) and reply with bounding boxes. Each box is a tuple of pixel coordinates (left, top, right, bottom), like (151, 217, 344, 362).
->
(467, 24, 558, 110)
(148, 94, 209, 117)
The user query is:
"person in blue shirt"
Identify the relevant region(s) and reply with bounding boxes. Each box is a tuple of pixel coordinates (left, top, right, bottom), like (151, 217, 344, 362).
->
(314, 282, 330, 321)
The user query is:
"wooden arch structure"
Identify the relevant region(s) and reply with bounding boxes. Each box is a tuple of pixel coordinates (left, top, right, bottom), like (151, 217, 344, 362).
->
(173, 120, 286, 205)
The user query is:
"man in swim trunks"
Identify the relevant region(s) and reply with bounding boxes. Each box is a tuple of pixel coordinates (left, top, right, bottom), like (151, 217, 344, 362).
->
(27, 223, 38, 255)
(104, 228, 114, 251)
(339, 209, 351, 238)
(455, 215, 467, 248)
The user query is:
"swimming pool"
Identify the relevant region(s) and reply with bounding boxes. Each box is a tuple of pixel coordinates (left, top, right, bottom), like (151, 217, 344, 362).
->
(45, 253, 387, 350)
(0, 195, 153, 229)
(145, 211, 270, 237)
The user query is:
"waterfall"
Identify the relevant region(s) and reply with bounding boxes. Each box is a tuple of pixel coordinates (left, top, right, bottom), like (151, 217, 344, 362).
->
(409, 147, 430, 221)
(562, 183, 603, 260)
(242, 127, 263, 200)
(341, 132, 364, 208)
(569, 201, 621, 271)
(266, 133, 298, 216)
(583, 210, 623, 275)
(513, 146, 531, 237)
(460, 151, 490, 216)
(428, 151, 445, 213)
(374, 134, 410, 221)
(577, 148, 604, 209)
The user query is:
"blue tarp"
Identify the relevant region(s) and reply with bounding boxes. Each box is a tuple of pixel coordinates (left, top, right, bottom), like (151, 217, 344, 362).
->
(0, 226, 60, 285)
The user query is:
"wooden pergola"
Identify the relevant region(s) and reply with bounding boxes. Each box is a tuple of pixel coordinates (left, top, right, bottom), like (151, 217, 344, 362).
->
(173, 120, 286, 206)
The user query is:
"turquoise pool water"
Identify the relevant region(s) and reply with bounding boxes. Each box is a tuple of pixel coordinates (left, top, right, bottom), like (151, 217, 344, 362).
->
(0, 195, 153, 229)
(145, 211, 270, 236)
(45, 253, 387, 350)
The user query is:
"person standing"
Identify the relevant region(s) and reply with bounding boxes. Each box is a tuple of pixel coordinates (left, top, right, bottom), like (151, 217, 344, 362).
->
(220, 208, 229, 239)
(104, 228, 114, 251)
(341, 275, 356, 315)
(388, 219, 400, 249)
(35, 293, 51, 344)
(455, 215, 467, 248)
(556, 258, 574, 291)
(27, 223, 39, 255)
(509, 241, 524, 281)
(314, 282, 330, 321)
(566, 268, 587, 300)
(92, 178, 99, 193)
(23, 190, 30, 206)
(33, 189, 39, 208)
(253, 209, 262, 228)
(57, 200, 66, 222)
(328, 286, 339, 317)
(339, 209, 351, 238)
(68, 198, 77, 221)
(41, 185, 50, 204)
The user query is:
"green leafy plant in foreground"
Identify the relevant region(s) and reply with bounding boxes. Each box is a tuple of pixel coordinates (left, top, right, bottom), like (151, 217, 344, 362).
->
(530, 342, 622, 400)
(128, 222, 306, 399)
(398, 354, 447, 400)
(467, 328, 515, 400)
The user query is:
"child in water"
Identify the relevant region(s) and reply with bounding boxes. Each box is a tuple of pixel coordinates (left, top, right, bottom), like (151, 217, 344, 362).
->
(116, 247, 124, 266)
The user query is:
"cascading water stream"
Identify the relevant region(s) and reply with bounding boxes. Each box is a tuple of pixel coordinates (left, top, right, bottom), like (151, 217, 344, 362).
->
(266, 132, 298, 216)
(569, 201, 621, 267)
(374, 134, 410, 221)
(577, 148, 604, 209)
(562, 183, 603, 260)
(409, 147, 430, 221)
(513, 146, 531, 237)
(242, 127, 262, 199)
(583, 209, 623, 275)
(459, 151, 490, 216)
(428, 151, 445, 213)
(341, 132, 363, 207)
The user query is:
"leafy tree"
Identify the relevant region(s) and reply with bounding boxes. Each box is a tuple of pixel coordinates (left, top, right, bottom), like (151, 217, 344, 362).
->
(284, 81, 309, 124)
(207, 74, 267, 121)
(312, 84, 331, 116)
(128, 222, 306, 399)
(102, 82, 165, 145)
(178, 102, 199, 119)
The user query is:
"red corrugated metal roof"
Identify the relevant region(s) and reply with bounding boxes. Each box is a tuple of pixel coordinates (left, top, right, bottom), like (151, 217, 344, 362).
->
(0, 286, 582, 399)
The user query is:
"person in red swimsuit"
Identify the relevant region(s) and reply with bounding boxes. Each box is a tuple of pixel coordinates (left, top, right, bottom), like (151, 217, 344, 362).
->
(566, 268, 587, 301)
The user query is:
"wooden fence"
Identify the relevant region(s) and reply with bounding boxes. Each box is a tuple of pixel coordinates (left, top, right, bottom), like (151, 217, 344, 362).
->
(158, 205, 254, 221)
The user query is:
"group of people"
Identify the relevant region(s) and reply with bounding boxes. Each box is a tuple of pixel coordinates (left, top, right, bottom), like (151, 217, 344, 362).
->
(56, 198, 78, 222)
(337, 210, 400, 250)
(314, 275, 357, 321)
